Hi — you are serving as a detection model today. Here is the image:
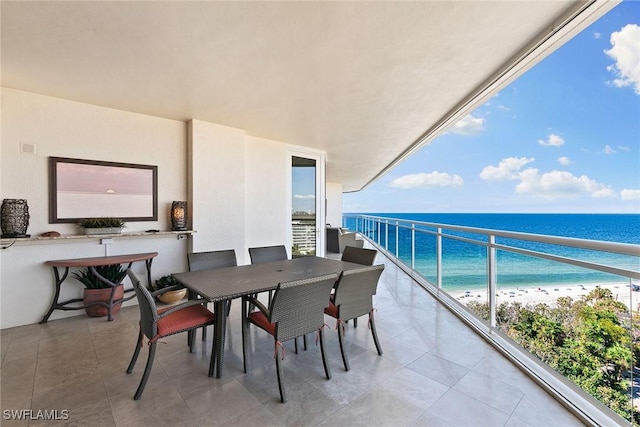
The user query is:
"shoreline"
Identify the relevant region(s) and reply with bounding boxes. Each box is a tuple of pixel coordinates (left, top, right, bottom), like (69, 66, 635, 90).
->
(454, 282, 640, 311)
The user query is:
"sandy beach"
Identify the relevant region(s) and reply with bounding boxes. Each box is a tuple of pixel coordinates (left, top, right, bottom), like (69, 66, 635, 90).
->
(454, 282, 640, 312)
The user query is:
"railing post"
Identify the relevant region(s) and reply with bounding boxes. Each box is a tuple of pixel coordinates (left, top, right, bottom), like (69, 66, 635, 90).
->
(437, 227, 442, 290)
(377, 220, 381, 245)
(395, 221, 399, 258)
(385, 220, 389, 250)
(488, 235, 497, 328)
(411, 223, 416, 270)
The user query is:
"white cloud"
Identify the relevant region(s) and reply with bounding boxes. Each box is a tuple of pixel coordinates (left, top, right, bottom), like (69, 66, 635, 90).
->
(594, 32, 602, 39)
(480, 157, 535, 181)
(515, 169, 614, 199)
(558, 156, 572, 166)
(538, 133, 565, 147)
(294, 194, 315, 199)
(621, 189, 640, 200)
(449, 114, 486, 136)
(481, 157, 614, 199)
(389, 171, 463, 189)
(604, 24, 640, 95)
(603, 144, 616, 154)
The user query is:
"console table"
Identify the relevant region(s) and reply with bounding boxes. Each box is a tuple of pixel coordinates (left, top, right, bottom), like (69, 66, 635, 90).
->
(41, 252, 158, 323)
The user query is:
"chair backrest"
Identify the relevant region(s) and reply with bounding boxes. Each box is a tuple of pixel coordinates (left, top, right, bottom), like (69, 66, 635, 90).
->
(341, 246, 377, 266)
(188, 249, 237, 272)
(332, 265, 385, 321)
(127, 269, 158, 339)
(269, 273, 338, 342)
(248, 245, 288, 264)
(325, 227, 341, 253)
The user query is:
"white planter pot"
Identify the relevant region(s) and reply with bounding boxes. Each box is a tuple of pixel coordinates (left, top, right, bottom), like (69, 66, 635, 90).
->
(84, 227, 122, 235)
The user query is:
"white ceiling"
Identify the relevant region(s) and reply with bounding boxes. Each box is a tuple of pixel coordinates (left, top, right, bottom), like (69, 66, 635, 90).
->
(1, 1, 609, 191)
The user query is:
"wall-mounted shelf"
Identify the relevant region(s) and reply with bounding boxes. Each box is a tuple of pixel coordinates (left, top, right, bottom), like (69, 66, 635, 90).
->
(1, 230, 196, 247)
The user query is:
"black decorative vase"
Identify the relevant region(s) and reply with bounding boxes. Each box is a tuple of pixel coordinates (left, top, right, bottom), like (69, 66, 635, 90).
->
(1, 199, 30, 238)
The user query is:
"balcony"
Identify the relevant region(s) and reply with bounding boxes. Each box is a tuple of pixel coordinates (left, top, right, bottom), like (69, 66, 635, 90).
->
(1, 244, 591, 426)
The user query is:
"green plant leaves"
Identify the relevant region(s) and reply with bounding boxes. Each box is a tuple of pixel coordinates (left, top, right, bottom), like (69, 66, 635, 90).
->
(72, 264, 127, 289)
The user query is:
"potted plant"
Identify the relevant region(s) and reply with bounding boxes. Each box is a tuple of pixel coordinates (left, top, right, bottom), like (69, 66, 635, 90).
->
(77, 217, 125, 235)
(154, 275, 187, 304)
(73, 264, 127, 317)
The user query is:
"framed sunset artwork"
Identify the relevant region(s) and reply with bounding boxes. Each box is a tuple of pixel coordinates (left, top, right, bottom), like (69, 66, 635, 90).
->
(49, 157, 158, 223)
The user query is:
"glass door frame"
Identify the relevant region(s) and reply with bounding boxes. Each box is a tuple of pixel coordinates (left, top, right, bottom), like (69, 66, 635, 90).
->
(286, 146, 326, 257)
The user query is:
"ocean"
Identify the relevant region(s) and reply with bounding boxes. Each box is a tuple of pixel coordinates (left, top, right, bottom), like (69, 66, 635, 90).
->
(344, 213, 640, 292)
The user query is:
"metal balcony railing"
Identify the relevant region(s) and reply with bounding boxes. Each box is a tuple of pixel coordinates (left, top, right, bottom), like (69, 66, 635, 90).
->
(344, 213, 640, 426)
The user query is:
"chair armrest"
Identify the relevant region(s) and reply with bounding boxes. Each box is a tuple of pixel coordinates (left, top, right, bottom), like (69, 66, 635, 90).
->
(245, 294, 270, 316)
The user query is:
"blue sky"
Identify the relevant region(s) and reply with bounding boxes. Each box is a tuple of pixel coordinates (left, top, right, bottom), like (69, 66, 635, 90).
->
(292, 165, 316, 213)
(344, 1, 640, 214)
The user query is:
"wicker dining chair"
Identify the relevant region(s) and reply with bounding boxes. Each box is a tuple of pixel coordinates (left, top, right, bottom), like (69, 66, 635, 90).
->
(250, 244, 312, 352)
(188, 249, 237, 271)
(126, 269, 216, 400)
(341, 246, 378, 266)
(248, 245, 288, 304)
(325, 264, 385, 371)
(337, 246, 378, 327)
(188, 249, 237, 321)
(241, 273, 338, 403)
(248, 245, 288, 264)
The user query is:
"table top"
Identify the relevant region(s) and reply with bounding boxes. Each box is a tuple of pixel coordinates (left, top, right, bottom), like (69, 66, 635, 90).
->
(45, 252, 158, 267)
(173, 256, 366, 302)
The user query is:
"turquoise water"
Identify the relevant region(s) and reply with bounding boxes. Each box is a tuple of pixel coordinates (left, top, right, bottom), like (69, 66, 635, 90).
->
(344, 213, 640, 292)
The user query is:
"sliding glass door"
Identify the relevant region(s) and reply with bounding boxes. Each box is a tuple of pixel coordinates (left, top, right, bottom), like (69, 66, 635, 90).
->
(289, 150, 325, 256)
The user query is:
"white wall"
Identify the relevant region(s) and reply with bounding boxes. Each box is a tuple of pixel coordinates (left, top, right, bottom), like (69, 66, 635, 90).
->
(326, 182, 343, 227)
(244, 136, 289, 258)
(1, 88, 324, 328)
(0, 88, 187, 328)
(188, 120, 247, 263)
(1, 88, 188, 235)
(188, 124, 292, 265)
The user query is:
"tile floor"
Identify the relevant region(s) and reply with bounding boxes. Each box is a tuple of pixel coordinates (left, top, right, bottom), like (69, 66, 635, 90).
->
(1, 250, 585, 426)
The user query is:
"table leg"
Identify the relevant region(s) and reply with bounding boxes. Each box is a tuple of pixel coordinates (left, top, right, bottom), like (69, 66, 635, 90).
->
(40, 267, 69, 324)
(187, 290, 195, 347)
(144, 258, 154, 289)
(213, 300, 227, 378)
(107, 285, 116, 321)
(90, 266, 120, 321)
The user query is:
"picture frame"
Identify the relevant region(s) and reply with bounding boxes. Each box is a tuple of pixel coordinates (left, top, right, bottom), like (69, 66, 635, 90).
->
(49, 157, 158, 223)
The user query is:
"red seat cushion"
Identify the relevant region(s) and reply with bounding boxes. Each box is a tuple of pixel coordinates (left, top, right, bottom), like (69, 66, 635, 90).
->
(324, 301, 338, 318)
(157, 305, 215, 338)
(248, 311, 276, 336)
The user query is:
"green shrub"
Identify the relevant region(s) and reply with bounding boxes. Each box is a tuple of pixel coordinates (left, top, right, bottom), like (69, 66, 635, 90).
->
(77, 217, 125, 228)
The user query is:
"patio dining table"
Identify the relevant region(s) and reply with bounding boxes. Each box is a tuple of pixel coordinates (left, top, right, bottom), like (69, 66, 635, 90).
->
(172, 256, 367, 378)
